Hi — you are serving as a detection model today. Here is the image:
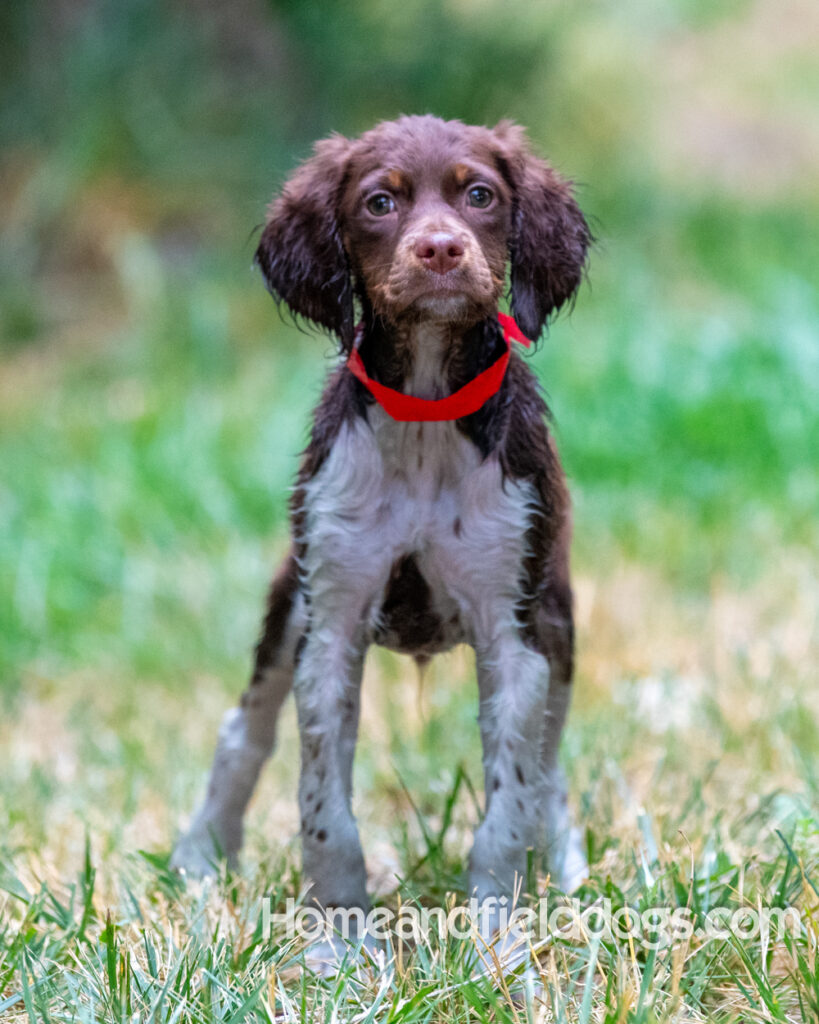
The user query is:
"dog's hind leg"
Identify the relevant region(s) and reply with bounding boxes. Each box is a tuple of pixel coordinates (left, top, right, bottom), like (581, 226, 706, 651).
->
(535, 583, 588, 893)
(540, 674, 587, 892)
(171, 551, 305, 876)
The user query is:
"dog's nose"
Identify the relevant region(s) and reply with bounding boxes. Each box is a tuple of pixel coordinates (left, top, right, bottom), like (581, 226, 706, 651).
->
(414, 232, 465, 275)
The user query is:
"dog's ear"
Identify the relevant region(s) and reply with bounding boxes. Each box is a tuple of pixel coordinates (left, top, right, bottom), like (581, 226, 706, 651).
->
(255, 134, 355, 350)
(492, 121, 590, 341)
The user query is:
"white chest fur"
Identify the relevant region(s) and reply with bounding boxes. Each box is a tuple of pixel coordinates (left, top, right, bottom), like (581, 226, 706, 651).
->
(300, 406, 536, 650)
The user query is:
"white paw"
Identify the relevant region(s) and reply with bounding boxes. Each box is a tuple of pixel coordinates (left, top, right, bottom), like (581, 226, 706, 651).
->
(557, 826, 588, 893)
(170, 825, 228, 878)
(473, 923, 534, 977)
(462, 898, 538, 979)
(302, 930, 382, 977)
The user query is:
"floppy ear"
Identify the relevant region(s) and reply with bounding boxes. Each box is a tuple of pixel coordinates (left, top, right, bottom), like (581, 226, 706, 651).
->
(493, 122, 591, 341)
(255, 134, 355, 349)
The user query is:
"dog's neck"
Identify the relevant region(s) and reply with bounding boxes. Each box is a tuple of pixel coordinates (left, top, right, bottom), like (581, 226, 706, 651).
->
(356, 315, 505, 400)
(403, 322, 451, 398)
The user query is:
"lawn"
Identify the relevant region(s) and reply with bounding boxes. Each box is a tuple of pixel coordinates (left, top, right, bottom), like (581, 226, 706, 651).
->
(1, 0, 818, 1020)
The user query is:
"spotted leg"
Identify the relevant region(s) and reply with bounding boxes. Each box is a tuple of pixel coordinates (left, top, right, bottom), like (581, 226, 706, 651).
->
(171, 553, 305, 876)
(470, 633, 552, 925)
(294, 621, 369, 914)
(535, 580, 587, 893)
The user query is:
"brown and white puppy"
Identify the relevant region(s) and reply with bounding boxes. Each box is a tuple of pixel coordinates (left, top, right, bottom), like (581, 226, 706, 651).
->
(172, 115, 590, 932)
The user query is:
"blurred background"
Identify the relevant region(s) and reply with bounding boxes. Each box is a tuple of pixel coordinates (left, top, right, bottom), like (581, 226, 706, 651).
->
(1, 0, 817, 887)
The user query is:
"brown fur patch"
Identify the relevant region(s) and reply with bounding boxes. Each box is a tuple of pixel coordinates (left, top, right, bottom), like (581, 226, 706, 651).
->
(251, 551, 299, 682)
(374, 554, 450, 656)
(453, 162, 471, 186)
(386, 169, 408, 191)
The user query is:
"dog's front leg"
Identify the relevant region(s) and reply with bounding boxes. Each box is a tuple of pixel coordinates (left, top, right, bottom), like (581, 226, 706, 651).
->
(470, 636, 551, 918)
(295, 621, 369, 914)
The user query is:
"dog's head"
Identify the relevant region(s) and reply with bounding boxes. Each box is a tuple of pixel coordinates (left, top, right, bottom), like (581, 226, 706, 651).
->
(255, 116, 590, 349)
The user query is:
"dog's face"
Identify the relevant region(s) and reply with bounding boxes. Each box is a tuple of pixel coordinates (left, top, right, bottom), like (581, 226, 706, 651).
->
(255, 116, 590, 349)
(337, 119, 512, 328)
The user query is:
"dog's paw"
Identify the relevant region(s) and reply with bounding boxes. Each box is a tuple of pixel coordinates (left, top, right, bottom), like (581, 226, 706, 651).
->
(170, 826, 226, 878)
(474, 925, 533, 976)
(302, 930, 382, 978)
(557, 825, 588, 893)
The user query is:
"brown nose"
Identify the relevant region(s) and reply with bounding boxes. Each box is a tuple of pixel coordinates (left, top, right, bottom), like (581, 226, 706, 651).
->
(414, 232, 465, 275)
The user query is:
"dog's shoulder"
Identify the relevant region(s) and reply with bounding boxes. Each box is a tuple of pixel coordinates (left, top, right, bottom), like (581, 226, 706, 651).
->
(460, 348, 560, 482)
(296, 364, 370, 483)
(500, 351, 562, 485)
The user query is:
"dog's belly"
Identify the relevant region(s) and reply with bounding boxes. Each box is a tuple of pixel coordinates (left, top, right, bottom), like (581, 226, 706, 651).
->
(373, 552, 465, 656)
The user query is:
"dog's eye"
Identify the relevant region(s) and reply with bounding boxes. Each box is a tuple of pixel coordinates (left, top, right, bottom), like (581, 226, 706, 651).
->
(365, 193, 396, 216)
(467, 185, 493, 209)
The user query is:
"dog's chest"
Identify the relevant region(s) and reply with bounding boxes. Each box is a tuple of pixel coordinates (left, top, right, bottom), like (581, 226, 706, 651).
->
(301, 410, 535, 653)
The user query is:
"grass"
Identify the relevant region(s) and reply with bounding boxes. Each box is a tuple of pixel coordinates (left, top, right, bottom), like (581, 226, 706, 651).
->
(1, 588, 817, 1021)
(1, 0, 818, 1019)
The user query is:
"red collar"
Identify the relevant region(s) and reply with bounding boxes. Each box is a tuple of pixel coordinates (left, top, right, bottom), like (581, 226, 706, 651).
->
(345, 313, 531, 422)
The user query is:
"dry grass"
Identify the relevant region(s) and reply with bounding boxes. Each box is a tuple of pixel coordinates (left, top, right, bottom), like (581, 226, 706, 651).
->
(2, 559, 816, 1020)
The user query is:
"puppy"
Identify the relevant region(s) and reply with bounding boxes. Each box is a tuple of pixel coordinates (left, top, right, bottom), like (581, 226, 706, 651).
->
(173, 115, 590, 931)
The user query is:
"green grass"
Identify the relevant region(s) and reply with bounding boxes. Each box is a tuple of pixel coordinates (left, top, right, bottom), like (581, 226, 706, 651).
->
(1, 0, 818, 1019)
